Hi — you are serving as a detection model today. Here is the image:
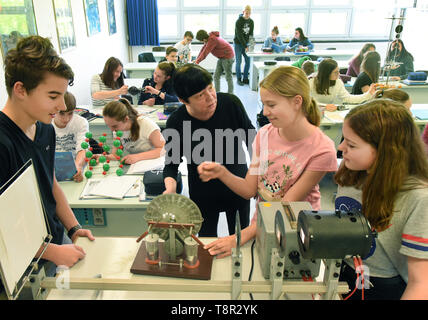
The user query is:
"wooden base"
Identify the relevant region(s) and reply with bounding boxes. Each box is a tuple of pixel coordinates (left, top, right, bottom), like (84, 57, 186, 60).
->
(130, 241, 214, 280)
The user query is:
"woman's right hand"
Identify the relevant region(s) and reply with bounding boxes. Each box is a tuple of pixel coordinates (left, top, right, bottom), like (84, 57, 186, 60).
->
(204, 235, 236, 259)
(117, 85, 129, 95)
(143, 98, 156, 106)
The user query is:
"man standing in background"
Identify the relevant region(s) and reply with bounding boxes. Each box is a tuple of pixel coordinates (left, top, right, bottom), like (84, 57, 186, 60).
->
(234, 5, 254, 86)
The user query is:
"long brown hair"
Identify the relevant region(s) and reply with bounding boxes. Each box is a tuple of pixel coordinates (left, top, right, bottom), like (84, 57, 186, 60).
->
(100, 57, 124, 89)
(361, 51, 381, 83)
(260, 66, 321, 126)
(103, 98, 140, 141)
(374, 88, 409, 104)
(334, 99, 428, 231)
(314, 58, 338, 95)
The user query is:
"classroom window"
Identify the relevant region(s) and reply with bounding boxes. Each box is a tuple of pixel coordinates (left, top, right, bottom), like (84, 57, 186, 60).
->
(269, 12, 306, 40)
(310, 11, 348, 35)
(225, 0, 263, 8)
(157, 0, 177, 8)
(312, 0, 351, 6)
(184, 13, 220, 37)
(351, 9, 393, 36)
(271, 0, 307, 6)
(158, 14, 178, 37)
(183, 0, 219, 7)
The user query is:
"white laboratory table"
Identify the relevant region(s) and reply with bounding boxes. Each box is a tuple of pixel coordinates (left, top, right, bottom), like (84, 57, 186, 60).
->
(46, 237, 347, 301)
(248, 49, 355, 91)
(123, 62, 158, 79)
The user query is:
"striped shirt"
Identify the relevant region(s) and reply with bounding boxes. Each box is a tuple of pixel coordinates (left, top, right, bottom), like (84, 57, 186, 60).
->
(90, 74, 117, 107)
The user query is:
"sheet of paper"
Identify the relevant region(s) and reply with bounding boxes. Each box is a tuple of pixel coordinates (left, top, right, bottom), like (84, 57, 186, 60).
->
(0, 162, 48, 298)
(126, 156, 165, 175)
(88, 175, 139, 199)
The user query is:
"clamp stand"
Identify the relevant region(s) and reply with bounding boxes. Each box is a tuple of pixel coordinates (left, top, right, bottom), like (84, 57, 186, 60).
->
(231, 211, 242, 300)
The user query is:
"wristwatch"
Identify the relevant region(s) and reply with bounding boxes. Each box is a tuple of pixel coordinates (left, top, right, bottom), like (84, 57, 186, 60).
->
(67, 224, 82, 239)
(157, 90, 162, 98)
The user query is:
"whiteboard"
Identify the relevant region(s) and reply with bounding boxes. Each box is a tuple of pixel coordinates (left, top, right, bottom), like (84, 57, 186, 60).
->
(0, 161, 49, 298)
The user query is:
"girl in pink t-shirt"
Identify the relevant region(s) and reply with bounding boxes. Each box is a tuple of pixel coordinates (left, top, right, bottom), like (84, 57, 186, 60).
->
(198, 66, 338, 258)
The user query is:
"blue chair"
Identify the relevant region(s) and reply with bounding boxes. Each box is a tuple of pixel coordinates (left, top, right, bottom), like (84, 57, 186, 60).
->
(138, 52, 156, 62)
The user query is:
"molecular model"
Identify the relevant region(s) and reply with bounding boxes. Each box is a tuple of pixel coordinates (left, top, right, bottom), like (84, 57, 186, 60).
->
(81, 131, 125, 178)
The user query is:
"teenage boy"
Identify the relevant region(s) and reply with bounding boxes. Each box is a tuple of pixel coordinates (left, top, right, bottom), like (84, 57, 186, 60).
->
(52, 91, 89, 183)
(0, 36, 95, 271)
(174, 31, 193, 64)
(234, 5, 254, 86)
(163, 64, 255, 237)
(195, 30, 235, 94)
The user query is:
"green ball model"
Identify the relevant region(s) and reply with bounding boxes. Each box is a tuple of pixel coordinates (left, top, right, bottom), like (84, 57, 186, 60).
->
(103, 145, 111, 152)
(85, 151, 93, 158)
(116, 149, 123, 156)
(85, 171, 93, 178)
(85, 132, 93, 139)
(116, 130, 123, 137)
(99, 156, 106, 163)
(89, 159, 97, 167)
(103, 164, 110, 171)
(99, 136, 107, 143)
(81, 141, 89, 149)
(116, 168, 124, 176)
(113, 140, 121, 148)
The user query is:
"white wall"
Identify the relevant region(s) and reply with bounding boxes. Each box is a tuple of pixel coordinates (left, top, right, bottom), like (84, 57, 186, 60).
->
(0, 0, 130, 107)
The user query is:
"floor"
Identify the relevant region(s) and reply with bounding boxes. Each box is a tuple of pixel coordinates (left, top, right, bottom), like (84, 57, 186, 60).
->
(184, 75, 337, 237)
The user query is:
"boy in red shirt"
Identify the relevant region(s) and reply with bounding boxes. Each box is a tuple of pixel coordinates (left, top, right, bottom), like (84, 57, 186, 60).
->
(195, 30, 235, 94)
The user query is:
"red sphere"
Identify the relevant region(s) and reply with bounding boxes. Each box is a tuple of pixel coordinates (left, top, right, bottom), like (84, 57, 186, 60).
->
(116, 156, 120, 160)
(103, 133, 107, 136)
(89, 147, 93, 151)
(99, 142, 103, 147)
(85, 158, 89, 162)
(89, 167, 93, 170)
(103, 152, 107, 155)
(119, 164, 123, 168)
(103, 171, 107, 175)
(106, 160, 110, 163)
(120, 145, 124, 149)
(85, 138, 89, 142)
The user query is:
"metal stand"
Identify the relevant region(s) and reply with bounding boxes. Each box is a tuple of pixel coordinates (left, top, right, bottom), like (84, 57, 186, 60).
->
(269, 248, 285, 300)
(231, 247, 242, 300)
(321, 259, 342, 300)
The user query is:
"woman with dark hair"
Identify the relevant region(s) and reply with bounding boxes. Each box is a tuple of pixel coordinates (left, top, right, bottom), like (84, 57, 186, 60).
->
(352, 51, 381, 95)
(346, 43, 376, 77)
(91, 57, 128, 106)
(309, 58, 375, 108)
(138, 61, 179, 106)
(286, 27, 314, 52)
(385, 39, 414, 80)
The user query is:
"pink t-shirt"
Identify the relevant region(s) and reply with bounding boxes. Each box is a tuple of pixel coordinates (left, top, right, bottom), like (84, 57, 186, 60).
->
(251, 124, 337, 223)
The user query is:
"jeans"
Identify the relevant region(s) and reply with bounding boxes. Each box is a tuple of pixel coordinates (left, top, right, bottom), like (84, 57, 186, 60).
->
(214, 57, 234, 94)
(234, 43, 250, 81)
(340, 262, 406, 300)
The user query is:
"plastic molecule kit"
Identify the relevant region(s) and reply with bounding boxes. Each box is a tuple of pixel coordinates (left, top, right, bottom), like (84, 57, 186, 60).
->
(81, 131, 125, 178)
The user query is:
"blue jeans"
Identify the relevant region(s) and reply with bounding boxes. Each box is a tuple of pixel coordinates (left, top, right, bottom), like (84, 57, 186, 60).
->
(234, 43, 250, 80)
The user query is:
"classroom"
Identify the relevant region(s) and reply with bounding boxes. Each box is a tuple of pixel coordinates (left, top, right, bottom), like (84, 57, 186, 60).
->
(1, 0, 428, 303)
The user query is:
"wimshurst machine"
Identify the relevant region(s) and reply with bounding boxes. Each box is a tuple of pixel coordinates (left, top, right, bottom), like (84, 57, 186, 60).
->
(1, 164, 375, 300)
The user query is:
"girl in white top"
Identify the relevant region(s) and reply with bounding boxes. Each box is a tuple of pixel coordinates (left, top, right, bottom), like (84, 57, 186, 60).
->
(91, 57, 128, 106)
(52, 92, 89, 182)
(102, 98, 165, 164)
(309, 58, 375, 111)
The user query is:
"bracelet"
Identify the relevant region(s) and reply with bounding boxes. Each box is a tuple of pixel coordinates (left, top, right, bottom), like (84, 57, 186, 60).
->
(67, 224, 82, 239)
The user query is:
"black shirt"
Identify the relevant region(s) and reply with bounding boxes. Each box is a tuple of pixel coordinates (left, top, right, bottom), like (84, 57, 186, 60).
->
(0, 112, 63, 245)
(352, 71, 373, 95)
(163, 92, 255, 210)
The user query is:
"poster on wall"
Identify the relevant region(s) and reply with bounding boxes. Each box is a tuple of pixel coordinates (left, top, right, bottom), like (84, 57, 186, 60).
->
(106, 0, 117, 35)
(53, 0, 76, 52)
(83, 0, 101, 36)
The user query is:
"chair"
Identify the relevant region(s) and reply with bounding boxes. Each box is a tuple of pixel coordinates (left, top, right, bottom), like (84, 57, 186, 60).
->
(138, 52, 156, 62)
(339, 67, 348, 75)
(152, 46, 166, 52)
(326, 47, 336, 50)
(274, 56, 291, 61)
(308, 55, 319, 61)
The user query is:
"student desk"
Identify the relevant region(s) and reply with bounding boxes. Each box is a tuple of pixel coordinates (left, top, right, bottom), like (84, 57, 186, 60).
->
(248, 49, 355, 91)
(124, 62, 158, 78)
(46, 237, 346, 300)
(344, 79, 428, 104)
(251, 60, 349, 91)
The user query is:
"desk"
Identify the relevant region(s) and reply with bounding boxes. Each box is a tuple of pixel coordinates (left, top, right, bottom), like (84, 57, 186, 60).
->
(344, 79, 428, 104)
(251, 60, 349, 91)
(248, 49, 355, 91)
(46, 237, 346, 300)
(124, 62, 158, 78)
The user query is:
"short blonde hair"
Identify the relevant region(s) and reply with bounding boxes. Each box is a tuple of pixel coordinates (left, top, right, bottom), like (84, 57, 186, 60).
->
(244, 5, 251, 12)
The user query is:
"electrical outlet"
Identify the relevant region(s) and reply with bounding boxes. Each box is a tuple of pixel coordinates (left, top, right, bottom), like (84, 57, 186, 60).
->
(92, 208, 105, 226)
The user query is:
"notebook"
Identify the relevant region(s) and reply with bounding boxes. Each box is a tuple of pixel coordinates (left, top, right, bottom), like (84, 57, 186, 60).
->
(411, 109, 428, 120)
(54, 152, 77, 181)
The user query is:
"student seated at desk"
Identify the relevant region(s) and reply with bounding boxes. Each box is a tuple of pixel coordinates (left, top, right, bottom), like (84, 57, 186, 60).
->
(91, 57, 128, 107)
(52, 92, 88, 182)
(334, 99, 428, 300)
(159, 46, 179, 64)
(0, 35, 94, 271)
(286, 27, 314, 52)
(102, 98, 165, 164)
(174, 31, 193, 64)
(263, 26, 286, 53)
(199, 66, 337, 258)
(374, 88, 412, 109)
(346, 43, 376, 78)
(352, 51, 381, 95)
(384, 39, 414, 81)
(309, 58, 375, 111)
(138, 61, 179, 106)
